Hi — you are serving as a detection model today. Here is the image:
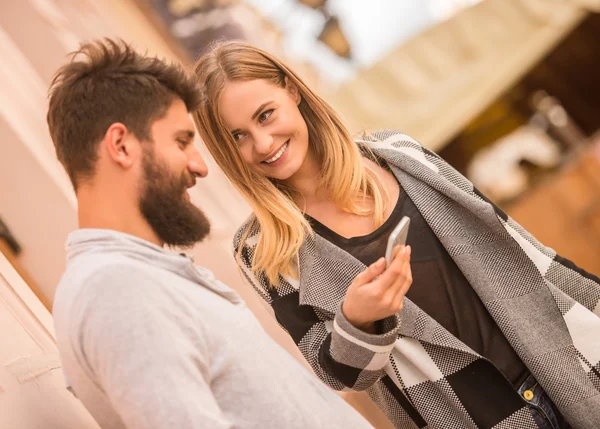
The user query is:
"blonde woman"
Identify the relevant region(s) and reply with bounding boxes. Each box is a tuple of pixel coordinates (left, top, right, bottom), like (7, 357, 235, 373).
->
(193, 41, 600, 429)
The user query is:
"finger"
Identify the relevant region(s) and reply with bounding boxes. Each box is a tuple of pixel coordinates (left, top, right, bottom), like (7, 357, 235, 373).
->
(394, 261, 412, 298)
(355, 257, 386, 286)
(374, 247, 410, 292)
(388, 245, 410, 272)
(392, 294, 405, 314)
(385, 245, 413, 294)
(390, 247, 412, 290)
(390, 245, 410, 274)
(383, 262, 411, 314)
(377, 248, 412, 313)
(384, 268, 409, 304)
(394, 245, 410, 261)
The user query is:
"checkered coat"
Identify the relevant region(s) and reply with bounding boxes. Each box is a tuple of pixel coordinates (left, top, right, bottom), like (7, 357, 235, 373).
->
(233, 131, 600, 429)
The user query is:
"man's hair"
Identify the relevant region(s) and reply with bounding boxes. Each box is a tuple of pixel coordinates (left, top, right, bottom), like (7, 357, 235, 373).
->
(47, 38, 201, 189)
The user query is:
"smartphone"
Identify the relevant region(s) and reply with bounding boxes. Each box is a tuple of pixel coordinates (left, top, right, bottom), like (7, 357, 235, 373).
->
(385, 216, 410, 267)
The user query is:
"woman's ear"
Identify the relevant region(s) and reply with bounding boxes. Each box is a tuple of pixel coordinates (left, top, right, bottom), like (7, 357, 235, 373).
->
(284, 76, 301, 106)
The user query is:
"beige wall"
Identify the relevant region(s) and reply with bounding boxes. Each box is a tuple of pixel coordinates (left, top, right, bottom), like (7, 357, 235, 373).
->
(0, 252, 99, 428)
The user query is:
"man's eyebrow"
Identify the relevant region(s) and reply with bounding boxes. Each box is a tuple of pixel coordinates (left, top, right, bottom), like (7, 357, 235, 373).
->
(174, 129, 195, 139)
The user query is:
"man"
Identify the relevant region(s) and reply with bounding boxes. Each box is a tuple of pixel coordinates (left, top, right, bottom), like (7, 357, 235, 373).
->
(47, 39, 373, 429)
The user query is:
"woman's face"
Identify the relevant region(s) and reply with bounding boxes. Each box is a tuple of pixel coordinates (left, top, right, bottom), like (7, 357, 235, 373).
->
(218, 78, 310, 181)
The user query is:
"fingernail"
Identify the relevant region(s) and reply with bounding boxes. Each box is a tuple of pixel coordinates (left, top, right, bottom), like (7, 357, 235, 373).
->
(377, 257, 385, 266)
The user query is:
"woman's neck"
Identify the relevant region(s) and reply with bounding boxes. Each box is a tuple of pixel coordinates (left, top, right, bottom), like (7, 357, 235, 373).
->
(284, 150, 329, 204)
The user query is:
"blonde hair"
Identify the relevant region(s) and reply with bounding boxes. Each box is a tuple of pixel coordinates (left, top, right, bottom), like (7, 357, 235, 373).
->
(193, 41, 388, 286)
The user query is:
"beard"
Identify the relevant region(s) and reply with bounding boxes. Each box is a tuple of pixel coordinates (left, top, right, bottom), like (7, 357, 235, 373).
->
(139, 147, 211, 248)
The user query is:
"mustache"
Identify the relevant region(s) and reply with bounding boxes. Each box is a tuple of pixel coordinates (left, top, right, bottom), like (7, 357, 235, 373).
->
(183, 172, 197, 189)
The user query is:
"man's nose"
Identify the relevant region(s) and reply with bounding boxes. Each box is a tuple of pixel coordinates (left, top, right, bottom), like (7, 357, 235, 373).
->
(188, 146, 208, 178)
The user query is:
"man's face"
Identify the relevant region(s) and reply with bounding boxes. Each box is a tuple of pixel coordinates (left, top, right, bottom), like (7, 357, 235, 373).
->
(138, 99, 211, 248)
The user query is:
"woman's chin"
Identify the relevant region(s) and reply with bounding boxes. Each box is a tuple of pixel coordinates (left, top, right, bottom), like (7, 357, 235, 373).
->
(257, 164, 298, 182)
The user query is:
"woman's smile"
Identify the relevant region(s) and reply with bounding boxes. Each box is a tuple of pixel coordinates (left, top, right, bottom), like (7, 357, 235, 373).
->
(262, 140, 290, 167)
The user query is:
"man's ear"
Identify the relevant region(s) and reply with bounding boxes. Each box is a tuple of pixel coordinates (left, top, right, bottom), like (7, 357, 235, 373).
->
(284, 76, 301, 106)
(103, 123, 137, 168)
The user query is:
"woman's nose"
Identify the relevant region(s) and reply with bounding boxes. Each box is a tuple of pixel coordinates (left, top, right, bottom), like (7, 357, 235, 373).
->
(254, 131, 274, 156)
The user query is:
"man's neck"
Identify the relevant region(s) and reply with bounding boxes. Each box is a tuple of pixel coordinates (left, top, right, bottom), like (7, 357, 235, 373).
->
(76, 189, 163, 247)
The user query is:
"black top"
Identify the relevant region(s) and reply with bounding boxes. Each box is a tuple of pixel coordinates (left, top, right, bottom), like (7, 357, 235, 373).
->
(306, 189, 529, 389)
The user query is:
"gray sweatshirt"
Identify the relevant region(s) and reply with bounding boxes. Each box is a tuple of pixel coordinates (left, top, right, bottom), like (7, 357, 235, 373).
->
(53, 229, 373, 429)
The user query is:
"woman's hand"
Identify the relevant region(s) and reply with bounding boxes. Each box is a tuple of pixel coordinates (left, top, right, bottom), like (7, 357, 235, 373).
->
(342, 246, 412, 332)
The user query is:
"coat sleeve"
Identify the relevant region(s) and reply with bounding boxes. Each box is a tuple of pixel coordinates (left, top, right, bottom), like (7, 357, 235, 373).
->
(466, 183, 600, 316)
(233, 225, 400, 392)
(498, 207, 600, 316)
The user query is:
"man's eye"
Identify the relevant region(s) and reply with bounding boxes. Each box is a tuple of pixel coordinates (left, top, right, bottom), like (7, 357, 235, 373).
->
(259, 109, 274, 123)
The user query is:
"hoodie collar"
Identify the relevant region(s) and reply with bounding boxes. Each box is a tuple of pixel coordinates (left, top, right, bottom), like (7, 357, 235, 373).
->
(65, 229, 237, 300)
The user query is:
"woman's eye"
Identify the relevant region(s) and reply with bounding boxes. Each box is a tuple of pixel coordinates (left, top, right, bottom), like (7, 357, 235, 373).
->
(177, 139, 187, 148)
(258, 109, 274, 123)
(233, 133, 243, 142)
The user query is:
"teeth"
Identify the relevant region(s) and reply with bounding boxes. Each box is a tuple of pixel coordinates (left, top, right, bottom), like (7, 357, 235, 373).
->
(265, 142, 288, 164)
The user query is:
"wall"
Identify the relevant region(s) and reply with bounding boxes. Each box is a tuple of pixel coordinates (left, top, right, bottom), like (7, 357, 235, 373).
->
(0, 251, 99, 428)
(0, 1, 393, 427)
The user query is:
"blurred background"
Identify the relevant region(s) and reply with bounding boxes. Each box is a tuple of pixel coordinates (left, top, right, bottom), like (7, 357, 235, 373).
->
(1, 0, 600, 428)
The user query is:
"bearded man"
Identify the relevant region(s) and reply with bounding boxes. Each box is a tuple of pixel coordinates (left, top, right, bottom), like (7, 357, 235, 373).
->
(47, 39, 374, 429)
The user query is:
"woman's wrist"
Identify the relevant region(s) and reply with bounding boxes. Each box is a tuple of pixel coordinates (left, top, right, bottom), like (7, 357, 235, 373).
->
(341, 302, 376, 333)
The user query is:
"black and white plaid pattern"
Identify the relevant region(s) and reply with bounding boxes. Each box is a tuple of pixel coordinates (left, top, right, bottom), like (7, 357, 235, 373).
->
(234, 131, 600, 429)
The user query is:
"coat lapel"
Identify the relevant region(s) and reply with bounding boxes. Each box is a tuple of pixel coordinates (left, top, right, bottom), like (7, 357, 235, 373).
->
(297, 231, 361, 315)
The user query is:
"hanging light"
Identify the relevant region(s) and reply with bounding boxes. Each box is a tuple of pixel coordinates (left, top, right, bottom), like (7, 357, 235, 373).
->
(318, 16, 351, 59)
(168, 0, 210, 17)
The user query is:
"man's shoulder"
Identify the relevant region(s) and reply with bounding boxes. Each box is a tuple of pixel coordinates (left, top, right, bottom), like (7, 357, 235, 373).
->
(54, 255, 164, 314)
(61, 253, 157, 287)
(54, 256, 191, 347)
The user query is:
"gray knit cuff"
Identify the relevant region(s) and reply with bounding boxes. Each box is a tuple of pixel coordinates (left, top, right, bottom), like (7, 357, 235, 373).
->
(334, 302, 401, 346)
(327, 302, 400, 375)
